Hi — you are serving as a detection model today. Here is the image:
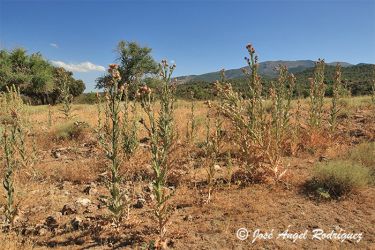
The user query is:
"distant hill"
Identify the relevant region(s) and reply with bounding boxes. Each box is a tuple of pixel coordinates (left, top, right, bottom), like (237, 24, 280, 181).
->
(175, 60, 352, 83)
(175, 63, 375, 99)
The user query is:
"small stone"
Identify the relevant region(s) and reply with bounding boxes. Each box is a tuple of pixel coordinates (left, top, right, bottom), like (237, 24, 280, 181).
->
(83, 204, 98, 214)
(52, 151, 61, 159)
(45, 215, 59, 229)
(83, 185, 98, 195)
(183, 215, 193, 222)
(76, 198, 91, 207)
(143, 183, 153, 193)
(61, 204, 77, 215)
(71, 216, 83, 230)
(214, 164, 222, 171)
(21, 226, 35, 236)
(38, 227, 48, 236)
(134, 198, 146, 209)
(319, 155, 328, 162)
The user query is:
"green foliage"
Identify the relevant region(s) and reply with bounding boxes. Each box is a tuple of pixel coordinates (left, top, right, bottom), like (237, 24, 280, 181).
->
(96, 40, 158, 98)
(310, 160, 372, 199)
(73, 92, 100, 104)
(175, 64, 375, 100)
(0, 49, 85, 104)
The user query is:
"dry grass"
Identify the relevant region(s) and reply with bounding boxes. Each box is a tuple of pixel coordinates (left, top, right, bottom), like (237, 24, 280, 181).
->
(0, 95, 374, 249)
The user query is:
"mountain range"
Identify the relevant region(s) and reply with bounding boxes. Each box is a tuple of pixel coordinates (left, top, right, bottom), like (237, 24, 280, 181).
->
(175, 60, 354, 83)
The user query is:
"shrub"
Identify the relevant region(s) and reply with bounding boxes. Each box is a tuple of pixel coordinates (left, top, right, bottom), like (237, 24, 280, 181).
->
(349, 142, 375, 167)
(348, 142, 375, 178)
(74, 92, 99, 104)
(53, 121, 89, 140)
(310, 160, 371, 199)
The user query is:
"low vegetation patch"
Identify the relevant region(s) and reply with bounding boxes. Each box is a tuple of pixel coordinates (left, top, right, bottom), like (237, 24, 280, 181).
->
(52, 121, 89, 140)
(306, 160, 372, 199)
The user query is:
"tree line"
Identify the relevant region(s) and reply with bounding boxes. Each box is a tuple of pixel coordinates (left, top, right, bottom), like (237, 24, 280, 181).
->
(0, 48, 85, 104)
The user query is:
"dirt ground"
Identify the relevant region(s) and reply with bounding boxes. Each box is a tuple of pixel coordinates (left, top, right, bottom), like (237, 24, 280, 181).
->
(0, 98, 374, 249)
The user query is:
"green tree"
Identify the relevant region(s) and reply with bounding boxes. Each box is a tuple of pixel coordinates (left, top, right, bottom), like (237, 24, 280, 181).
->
(96, 40, 158, 94)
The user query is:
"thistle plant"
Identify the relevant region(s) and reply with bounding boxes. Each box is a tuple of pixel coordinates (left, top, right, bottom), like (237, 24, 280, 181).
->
(266, 66, 296, 178)
(1, 86, 29, 169)
(215, 44, 295, 180)
(225, 152, 233, 187)
(371, 79, 375, 105)
(1, 86, 28, 230)
(204, 114, 223, 202)
(329, 64, 342, 132)
(186, 91, 197, 143)
(57, 68, 74, 120)
(308, 59, 326, 129)
(139, 59, 176, 245)
(47, 104, 52, 128)
(96, 64, 127, 222)
(289, 87, 303, 156)
(122, 83, 139, 160)
(2, 126, 17, 230)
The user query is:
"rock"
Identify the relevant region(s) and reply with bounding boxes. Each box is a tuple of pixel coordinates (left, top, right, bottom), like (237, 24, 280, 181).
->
(76, 198, 91, 207)
(183, 215, 193, 221)
(143, 183, 153, 193)
(61, 204, 77, 215)
(83, 185, 98, 195)
(71, 216, 83, 230)
(45, 215, 59, 229)
(140, 137, 150, 143)
(52, 151, 61, 159)
(319, 155, 328, 162)
(98, 172, 108, 182)
(214, 164, 222, 171)
(21, 226, 36, 236)
(38, 227, 48, 236)
(83, 204, 98, 214)
(350, 129, 365, 137)
(134, 197, 146, 209)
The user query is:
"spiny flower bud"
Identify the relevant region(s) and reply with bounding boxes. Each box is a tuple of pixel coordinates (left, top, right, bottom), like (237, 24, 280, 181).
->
(109, 64, 118, 70)
(119, 85, 125, 92)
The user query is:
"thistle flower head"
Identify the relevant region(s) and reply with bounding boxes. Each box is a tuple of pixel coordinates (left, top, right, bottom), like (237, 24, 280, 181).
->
(109, 64, 119, 70)
(139, 85, 152, 96)
(119, 84, 125, 92)
(161, 59, 168, 67)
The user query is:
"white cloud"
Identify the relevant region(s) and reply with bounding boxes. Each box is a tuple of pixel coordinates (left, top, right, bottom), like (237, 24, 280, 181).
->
(51, 60, 105, 72)
(50, 43, 59, 48)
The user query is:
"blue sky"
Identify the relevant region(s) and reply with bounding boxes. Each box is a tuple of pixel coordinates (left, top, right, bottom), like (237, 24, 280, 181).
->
(1, 0, 375, 92)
